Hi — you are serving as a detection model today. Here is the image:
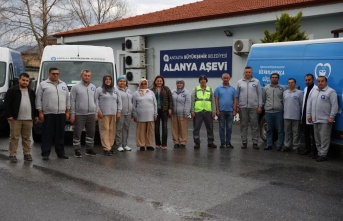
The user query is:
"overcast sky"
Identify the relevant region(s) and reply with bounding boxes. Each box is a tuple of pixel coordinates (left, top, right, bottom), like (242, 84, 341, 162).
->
(128, 0, 201, 16)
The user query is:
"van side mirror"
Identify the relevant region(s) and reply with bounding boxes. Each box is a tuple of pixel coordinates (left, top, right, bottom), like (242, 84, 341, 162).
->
(10, 78, 19, 87)
(29, 77, 36, 91)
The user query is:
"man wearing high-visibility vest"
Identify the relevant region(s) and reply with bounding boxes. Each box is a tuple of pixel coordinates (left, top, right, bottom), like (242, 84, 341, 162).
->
(191, 75, 217, 149)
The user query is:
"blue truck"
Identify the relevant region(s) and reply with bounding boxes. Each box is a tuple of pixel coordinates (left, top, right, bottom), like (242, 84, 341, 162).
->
(246, 38, 343, 146)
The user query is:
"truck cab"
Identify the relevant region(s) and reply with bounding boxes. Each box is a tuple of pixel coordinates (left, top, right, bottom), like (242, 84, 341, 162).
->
(33, 45, 116, 142)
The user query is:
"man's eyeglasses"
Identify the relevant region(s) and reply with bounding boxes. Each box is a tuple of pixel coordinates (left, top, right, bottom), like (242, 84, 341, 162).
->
(50, 72, 60, 75)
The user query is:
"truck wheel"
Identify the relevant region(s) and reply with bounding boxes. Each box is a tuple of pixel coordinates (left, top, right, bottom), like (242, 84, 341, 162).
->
(0, 119, 10, 137)
(32, 121, 42, 143)
(260, 116, 267, 142)
(32, 127, 42, 143)
(0, 127, 10, 137)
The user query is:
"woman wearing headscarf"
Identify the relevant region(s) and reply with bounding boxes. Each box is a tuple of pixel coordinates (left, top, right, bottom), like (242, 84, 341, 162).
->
(115, 75, 133, 152)
(132, 78, 157, 151)
(151, 75, 173, 149)
(171, 79, 191, 148)
(95, 75, 122, 156)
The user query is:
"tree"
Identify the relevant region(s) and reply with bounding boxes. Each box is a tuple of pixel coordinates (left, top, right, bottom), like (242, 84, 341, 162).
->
(62, 0, 130, 27)
(0, 0, 131, 56)
(261, 12, 308, 43)
(0, 0, 69, 56)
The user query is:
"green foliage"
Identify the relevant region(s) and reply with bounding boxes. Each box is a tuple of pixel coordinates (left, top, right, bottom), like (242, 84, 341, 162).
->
(261, 12, 308, 43)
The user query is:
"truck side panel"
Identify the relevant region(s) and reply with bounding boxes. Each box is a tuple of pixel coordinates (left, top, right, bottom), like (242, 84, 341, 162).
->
(247, 39, 343, 146)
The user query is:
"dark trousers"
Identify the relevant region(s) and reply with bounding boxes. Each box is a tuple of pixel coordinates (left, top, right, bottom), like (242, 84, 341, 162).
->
(41, 114, 66, 157)
(73, 114, 96, 150)
(193, 111, 214, 144)
(155, 109, 168, 146)
(303, 123, 317, 154)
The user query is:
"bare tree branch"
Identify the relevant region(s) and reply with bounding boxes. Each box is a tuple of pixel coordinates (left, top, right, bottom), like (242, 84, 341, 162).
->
(62, 0, 132, 26)
(0, 0, 132, 55)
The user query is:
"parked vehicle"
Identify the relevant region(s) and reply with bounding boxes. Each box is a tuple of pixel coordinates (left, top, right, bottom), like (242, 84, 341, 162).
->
(247, 38, 343, 146)
(0, 47, 25, 136)
(32, 45, 116, 142)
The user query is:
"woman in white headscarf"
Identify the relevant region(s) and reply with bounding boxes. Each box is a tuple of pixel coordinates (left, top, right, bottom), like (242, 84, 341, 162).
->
(132, 78, 157, 151)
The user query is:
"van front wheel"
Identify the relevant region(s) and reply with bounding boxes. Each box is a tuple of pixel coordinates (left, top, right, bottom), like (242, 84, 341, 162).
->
(32, 122, 42, 143)
(260, 116, 267, 142)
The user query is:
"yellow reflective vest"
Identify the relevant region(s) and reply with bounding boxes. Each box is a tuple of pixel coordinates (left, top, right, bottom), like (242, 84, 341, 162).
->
(194, 85, 212, 112)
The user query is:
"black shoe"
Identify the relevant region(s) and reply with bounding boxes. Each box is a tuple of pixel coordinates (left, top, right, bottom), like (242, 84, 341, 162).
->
(227, 143, 234, 149)
(146, 146, 155, 151)
(85, 149, 97, 156)
(308, 152, 318, 158)
(74, 150, 82, 158)
(140, 146, 146, 151)
(9, 156, 17, 163)
(208, 143, 217, 148)
(277, 146, 282, 151)
(42, 156, 50, 161)
(281, 147, 291, 152)
(264, 146, 272, 150)
(241, 143, 247, 149)
(104, 150, 113, 156)
(174, 144, 180, 148)
(220, 144, 226, 148)
(194, 143, 200, 149)
(253, 143, 259, 149)
(110, 148, 117, 154)
(299, 150, 311, 155)
(312, 155, 319, 159)
(57, 155, 69, 159)
(179, 144, 186, 148)
(316, 156, 327, 162)
(24, 154, 33, 161)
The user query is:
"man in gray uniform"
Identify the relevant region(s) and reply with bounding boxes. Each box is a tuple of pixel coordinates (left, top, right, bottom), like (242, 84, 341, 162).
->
(236, 66, 262, 149)
(263, 73, 286, 151)
(282, 78, 303, 152)
(36, 67, 70, 160)
(70, 70, 98, 157)
(307, 76, 338, 162)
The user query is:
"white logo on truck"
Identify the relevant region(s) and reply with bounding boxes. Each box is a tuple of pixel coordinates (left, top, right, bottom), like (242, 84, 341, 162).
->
(315, 63, 331, 79)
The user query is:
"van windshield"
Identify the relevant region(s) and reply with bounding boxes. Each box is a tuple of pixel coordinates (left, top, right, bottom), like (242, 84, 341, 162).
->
(40, 61, 115, 89)
(0, 62, 6, 87)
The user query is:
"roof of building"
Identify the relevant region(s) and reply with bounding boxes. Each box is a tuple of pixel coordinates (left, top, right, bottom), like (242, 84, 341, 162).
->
(54, 0, 342, 37)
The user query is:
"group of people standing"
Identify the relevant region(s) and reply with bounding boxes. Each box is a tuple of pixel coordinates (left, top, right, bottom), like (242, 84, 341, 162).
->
(4, 68, 134, 162)
(4, 66, 338, 163)
(261, 72, 338, 162)
(132, 75, 189, 151)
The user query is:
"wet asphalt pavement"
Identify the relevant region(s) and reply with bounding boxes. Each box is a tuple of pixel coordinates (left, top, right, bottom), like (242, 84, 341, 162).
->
(0, 121, 343, 221)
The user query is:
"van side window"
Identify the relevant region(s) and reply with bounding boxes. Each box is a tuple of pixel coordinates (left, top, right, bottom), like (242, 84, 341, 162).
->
(0, 62, 6, 87)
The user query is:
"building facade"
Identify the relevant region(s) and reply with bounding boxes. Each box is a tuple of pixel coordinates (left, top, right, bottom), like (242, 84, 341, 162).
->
(54, 0, 343, 90)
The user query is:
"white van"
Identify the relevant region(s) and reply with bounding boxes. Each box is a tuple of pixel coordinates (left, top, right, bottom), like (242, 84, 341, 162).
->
(0, 47, 25, 135)
(32, 45, 116, 142)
